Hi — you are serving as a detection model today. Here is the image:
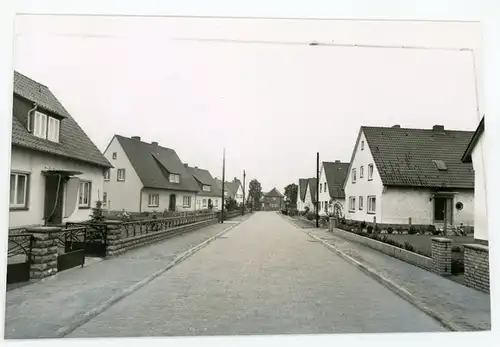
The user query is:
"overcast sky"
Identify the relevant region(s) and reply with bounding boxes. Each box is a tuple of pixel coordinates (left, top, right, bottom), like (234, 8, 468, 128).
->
(13, 15, 482, 193)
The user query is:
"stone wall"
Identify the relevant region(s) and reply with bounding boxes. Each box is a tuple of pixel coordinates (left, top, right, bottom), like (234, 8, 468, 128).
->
(431, 238, 452, 276)
(464, 244, 490, 293)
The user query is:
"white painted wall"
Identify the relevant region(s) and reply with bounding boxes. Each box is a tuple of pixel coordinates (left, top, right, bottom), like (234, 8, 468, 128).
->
(141, 188, 197, 212)
(471, 134, 488, 241)
(318, 164, 329, 216)
(303, 184, 314, 211)
(9, 146, 105, 228)
(344, 131, 384, 223)
(103, 136, 143, 212)
(234, 185, 244, 204)
(381, 187, 474, 226)
(297, 179, 305, 211)
(195, 195, 222, 211)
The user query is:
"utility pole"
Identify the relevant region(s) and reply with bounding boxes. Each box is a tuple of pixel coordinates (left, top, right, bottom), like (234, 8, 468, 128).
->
(242, 170, 246, 215)
(316, 152, 320, 228)
(221, 148, 226, 223)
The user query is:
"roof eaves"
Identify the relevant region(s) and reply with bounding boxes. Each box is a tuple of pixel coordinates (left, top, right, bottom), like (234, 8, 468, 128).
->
(461, 116, 485, 162)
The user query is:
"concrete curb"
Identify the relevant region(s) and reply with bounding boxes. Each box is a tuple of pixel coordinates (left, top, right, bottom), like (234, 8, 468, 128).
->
(303, 231, 462, 332)
(55, 218, 250, 338)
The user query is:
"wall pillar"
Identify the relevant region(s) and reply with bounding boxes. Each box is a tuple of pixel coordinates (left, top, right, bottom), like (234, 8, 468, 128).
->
(431, 237, 452, 276)
(27, 226, 60, 280)
(105, 220, 124, 257)
(464, 244, 490, 293)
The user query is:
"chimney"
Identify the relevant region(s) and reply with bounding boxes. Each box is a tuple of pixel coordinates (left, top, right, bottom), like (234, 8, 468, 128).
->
(195, 166, 198, 169)
(335, 160, 340, 163)
(151, 141, 158, 146)
(432, 125, 445, 133)
(131, 136, 141, 141)
(392, 125, 401, 128)
(184, 163, 188, 168)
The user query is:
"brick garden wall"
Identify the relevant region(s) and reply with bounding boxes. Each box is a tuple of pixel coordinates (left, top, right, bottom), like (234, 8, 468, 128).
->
(464, 244, 490, 293)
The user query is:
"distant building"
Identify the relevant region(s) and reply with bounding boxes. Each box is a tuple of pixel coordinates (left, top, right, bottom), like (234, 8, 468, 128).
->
(318, 161, 350, 217)
(261, 188, 284, 211)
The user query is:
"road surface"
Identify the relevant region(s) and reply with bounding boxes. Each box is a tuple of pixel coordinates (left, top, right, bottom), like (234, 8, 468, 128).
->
(68, 212, 446, 337)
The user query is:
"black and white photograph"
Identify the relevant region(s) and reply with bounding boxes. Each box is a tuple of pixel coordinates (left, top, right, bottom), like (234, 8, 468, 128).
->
(0, 0, 497, 345)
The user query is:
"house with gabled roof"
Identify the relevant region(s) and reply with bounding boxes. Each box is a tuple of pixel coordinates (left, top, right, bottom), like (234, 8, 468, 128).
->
(297, 178, 309, 212)
(318, 161, 350, 217)
(462, 117, 487, 244)
(344, 124, 475, 229)
(261, 188, 284, 211)
(226, 178, 244, 205)
(303, 178, 317, 213)
(9, 71, 112, 230)
(185, 165, 223, 211)
(102, 135, 200, 213)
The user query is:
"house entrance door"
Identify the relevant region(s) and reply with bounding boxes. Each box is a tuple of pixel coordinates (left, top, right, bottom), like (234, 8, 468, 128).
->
(44, 174, 65, 225)
(434, 196, 453, 225)
(169, 194, 176, 212)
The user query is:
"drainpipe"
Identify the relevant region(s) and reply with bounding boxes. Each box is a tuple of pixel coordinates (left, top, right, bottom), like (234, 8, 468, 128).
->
(139, 187, 144, 213)
(27, 103, 38, 132)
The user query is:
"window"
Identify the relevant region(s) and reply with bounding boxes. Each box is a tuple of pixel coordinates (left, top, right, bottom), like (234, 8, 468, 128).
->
(324, 184, 327, 194)
(169, 174, 180, 183)
(31, 111, 61, 142)
(183, 196, 191, 207)
(79, 181, 91, 208)
(32, 111, 47, 139)
(10, 173, 28, 208)
(368, 164, 374, 180)
(359, 196, 363, 210)
(117, 169, 126, 181)
(102, 192, 107, 206)
(367, 196, 376, 214)
(361, 140, 364, 150)
(319, 184, 322, 193)
(104, 170, 110, 181)
(202, 199, 207, 207)
(148, 194, 159, 207)
(215, 199, 219, 207)
(112, 152, 117, 160)
(202, 185, 211, 192)
(349, 197, 356, 212)
(360, 166, 364, 178)
(352, 168, 356, 183)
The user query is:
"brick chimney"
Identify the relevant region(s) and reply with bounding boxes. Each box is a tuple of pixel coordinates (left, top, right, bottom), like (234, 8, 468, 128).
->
(433, 125, 445, 133)
(184, 163, 188, 168)
(151, 141, 158, 146)
(335, 160, 340, 163)
(392, 125, 401, 128)
(131, 136, 141, 141)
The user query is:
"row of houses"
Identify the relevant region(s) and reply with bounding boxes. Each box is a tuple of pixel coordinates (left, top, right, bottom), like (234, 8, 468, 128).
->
(296, 122, 488, 244)
(8, 71, 245, 230)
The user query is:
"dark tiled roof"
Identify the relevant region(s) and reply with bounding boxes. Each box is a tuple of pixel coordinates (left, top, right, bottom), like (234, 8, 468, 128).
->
(185, 166, 222, 197)
(362, 125, 475, 189)
(264, 188, 283, 197)
(323, 161, 350, 199)
(214, 179, 234, 198)
(308, 178, 318, 203)
(462, 117, 484, 163)
(115, 135, 199, 192)
(298, 178, 308, 202)
(225, 179, 241, 198)
(12, 71, 111, 168)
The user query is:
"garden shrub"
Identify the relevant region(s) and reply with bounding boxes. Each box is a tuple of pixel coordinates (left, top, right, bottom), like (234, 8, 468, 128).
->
(374, 224, 381, 233)
(386, 227, 394, 234)
(404, 242, 415, 252)
(395, 226, 403, 234)
(366, 225, 373, 234)
(451, 246, 462, 253)
(360, 221, 367, 229)
(408, 226, 417, 235)
(306, 212, 315, 221)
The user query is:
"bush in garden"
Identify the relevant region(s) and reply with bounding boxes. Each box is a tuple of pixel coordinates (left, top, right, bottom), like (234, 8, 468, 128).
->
(374, 224, 381, 233)
(367, 225, 374, 234)
(386, 227, 394, 234)
(408, 226, 417, 235)
(360, 221, 367, 229)
(395, 226, 403, 234)
(451, 246, 462, 253)
(404, 242, 415, 252)
(306, 212, 315, 221)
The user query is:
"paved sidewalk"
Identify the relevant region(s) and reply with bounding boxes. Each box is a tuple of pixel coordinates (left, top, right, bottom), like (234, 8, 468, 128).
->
(4, 216, 251, 339)
(303, 226, 491, 331)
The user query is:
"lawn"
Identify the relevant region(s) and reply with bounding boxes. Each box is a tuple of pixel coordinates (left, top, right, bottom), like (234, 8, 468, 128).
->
(383, 234, 473, 257)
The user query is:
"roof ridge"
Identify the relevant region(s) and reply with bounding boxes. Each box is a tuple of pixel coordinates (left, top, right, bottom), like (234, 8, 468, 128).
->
(361, 125, 475, 133)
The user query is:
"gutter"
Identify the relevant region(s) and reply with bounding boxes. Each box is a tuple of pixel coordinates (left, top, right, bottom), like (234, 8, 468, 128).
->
(139, 187, 144, 212)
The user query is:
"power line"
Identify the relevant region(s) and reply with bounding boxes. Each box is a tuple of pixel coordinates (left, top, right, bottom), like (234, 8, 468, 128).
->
(173, 37, 473, 52)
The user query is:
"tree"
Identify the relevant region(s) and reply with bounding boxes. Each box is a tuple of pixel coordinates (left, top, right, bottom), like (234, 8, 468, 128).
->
(284, 183, 298, 205)
(248, 179, 262, 208)
(225, 197, 238, 211)
(89, 200, 105, 224)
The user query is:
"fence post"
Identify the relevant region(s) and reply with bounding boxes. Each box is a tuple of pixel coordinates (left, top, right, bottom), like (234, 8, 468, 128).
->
(431, 237, 452, 276)
(27, 226, 61, 280)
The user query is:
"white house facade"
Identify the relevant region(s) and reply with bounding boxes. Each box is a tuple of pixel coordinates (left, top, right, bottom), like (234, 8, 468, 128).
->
(296, 178, 308, 211)
(344, 125, 475, 229)
(9, 71, 112, 230)
(462, 117, 488, 243)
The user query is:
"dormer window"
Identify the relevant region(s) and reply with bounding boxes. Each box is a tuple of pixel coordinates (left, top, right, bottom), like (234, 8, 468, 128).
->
(202, 185, 211, 192)
(31, 111, 60, 143)
(169, 174, 180, 183)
